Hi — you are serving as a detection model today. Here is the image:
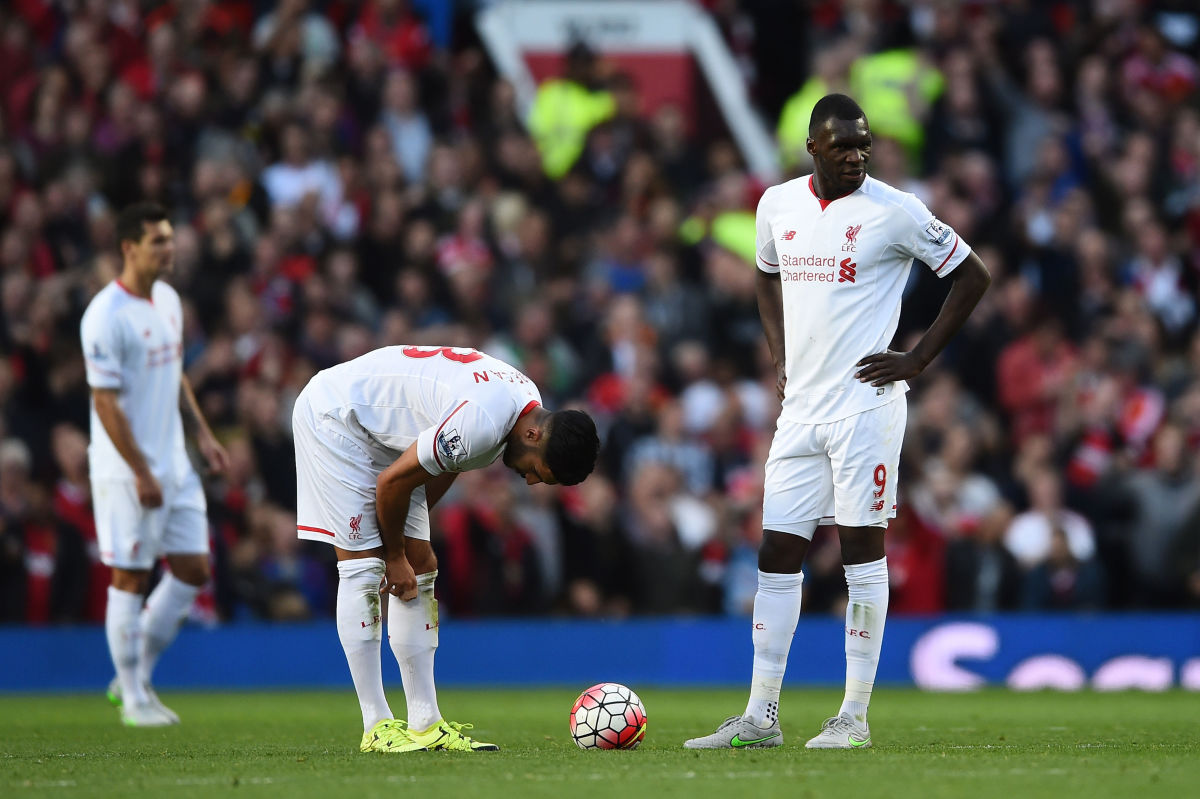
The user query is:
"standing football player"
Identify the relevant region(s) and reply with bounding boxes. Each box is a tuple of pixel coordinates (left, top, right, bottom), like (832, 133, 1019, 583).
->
(81, 202, 230, 726)
(293, 345, 599, 753)
(685, 94, 990, 750)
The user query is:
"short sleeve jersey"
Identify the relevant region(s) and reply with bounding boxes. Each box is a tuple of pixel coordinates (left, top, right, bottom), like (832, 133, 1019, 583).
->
(756, 174, 971, 424)
(80, 280, 190, 482)
(301, 346, 543, 475)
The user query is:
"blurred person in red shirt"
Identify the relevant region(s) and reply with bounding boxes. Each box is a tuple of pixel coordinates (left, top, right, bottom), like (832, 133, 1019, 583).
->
(997, 315, 1078, 445)
(51, 423, 108, 623)
(351, 0, 432, 71)
(435, 469, 547, 617)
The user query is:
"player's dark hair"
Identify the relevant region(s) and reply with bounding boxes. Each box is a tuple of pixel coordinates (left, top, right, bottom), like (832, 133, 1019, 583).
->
(809, 93, 867, 137)
(116, 202, 169, 246)
(544, 409, 600, 486)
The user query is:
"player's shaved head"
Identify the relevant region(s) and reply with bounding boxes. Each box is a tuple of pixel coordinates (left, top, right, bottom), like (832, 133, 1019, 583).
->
(809, 93, 867, 138)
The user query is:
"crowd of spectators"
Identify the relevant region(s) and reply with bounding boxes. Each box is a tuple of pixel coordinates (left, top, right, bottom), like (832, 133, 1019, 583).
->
(2, 0, 1200, 625)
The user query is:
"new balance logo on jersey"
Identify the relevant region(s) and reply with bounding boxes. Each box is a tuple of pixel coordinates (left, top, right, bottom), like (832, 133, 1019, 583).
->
(870, 499, 885, 512)
(349, 514, 363, 539)
(781, 230, 797, 241)
(842, 224, 861, 252)
(838, 258, 857, 283)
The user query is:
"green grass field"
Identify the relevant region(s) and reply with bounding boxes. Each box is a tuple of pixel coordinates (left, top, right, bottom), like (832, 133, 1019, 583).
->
(2, 689, 1196, 799)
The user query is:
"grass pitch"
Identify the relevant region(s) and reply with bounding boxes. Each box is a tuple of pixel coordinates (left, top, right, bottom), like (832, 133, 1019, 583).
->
(2, 688, 1196, 799)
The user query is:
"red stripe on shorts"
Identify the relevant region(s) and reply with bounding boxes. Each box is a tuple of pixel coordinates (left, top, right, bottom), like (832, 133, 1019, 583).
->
(297, 525, 335, 537)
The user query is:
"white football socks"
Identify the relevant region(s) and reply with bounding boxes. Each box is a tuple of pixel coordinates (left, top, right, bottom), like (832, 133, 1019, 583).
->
(744, 570, 804, 728)
(106, 586, 149, 706)
(840, 557, 889, 726)
(336, 558, 393, 731)
(138, 572, 201, 686)
(388, 570, 442, 732)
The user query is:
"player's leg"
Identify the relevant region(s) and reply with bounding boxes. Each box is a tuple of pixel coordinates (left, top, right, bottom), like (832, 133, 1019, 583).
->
(388, 490, 497, 751)
(807, 399, 904, 750)
(107, 566, 158, 719)
(685, 422, 831, 749)
(95, 478, 174, 727)
(334, 545, 396, 733)
(385, 494, 441, 733)
(292, 406, 418, 751)
(744, 530, 810, 730)
(835, 525, 887, 731)
(126, 551, 207, 724)
(140, 553, 205, 685)
(134, 474, 210, 722)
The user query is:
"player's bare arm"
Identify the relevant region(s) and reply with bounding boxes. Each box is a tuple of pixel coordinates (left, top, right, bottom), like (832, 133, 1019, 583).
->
(91, 387, 162, 508)
(855, 251, 991, 386)
(179, 375, 229, 475)
(424, 471, 459, 508)
(375, 442, 437, 600)
(756, 269, 787, 400)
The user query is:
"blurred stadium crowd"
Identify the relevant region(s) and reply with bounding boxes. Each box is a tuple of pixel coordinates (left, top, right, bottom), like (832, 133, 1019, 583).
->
(2, 0, 1200, 624)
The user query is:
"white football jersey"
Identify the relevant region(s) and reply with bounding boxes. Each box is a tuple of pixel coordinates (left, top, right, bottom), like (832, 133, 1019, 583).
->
(756, 174, 971, 424)
(81, 280, 191, 483)
(301, 346, 543, 476)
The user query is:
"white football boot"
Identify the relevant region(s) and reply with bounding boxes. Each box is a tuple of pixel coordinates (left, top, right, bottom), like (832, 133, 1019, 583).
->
(108, 677, 181, 724)
(120, 700, 176, 727)
(805, 714, 871, 749)
(683, 715, 783, 749)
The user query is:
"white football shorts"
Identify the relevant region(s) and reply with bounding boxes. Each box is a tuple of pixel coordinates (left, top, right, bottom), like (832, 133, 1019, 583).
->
(93, 468, 208, 570)
(293, 397, 429, 551)
(762, 397, 906, 537)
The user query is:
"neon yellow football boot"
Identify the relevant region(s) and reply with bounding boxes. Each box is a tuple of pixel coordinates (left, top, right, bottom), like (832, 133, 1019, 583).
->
(407, 719, 500, 751)
(359, 719, 428, 753)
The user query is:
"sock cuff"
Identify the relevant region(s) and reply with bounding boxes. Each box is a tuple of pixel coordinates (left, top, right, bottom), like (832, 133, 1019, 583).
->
(416, 570, 437, 589)
(337, 557, 386, 581)
(107, 585, 144, 612)
(159, 572, 202, 601)
(844, 557, 888, 585)
(758, 570, 804, 592)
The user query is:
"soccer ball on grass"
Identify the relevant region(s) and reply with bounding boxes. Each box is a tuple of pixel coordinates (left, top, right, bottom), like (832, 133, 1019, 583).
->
(569, 682, 647, 750)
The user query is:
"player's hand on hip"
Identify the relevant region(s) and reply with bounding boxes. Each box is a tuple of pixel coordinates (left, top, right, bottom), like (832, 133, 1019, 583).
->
(198, 433, 231, 475)
(135, 470, 164, 508)
(855, 350, 927, 387)
(384, 556, 418, 601)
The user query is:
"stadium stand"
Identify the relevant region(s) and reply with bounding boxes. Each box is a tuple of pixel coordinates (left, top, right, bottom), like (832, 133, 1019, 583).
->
(1, 0, 1199, 626)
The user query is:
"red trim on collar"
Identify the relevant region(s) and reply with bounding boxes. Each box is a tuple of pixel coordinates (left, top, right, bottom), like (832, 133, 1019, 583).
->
(519, 400, 541, 418)
(116, 280, 153, 303)
(808, 175, 857, 211)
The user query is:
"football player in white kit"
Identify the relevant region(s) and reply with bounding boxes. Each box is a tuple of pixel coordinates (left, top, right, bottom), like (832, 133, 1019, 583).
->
(292, 345, 599, 753)
(685, 95, 990, 750)
(81, 203, 230, 727)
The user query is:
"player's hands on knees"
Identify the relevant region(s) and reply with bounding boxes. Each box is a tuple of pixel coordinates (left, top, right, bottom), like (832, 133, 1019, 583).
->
(384, 556, 418, 601)
(855, 350, 928, 387)
(135, 470, 164, 508)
